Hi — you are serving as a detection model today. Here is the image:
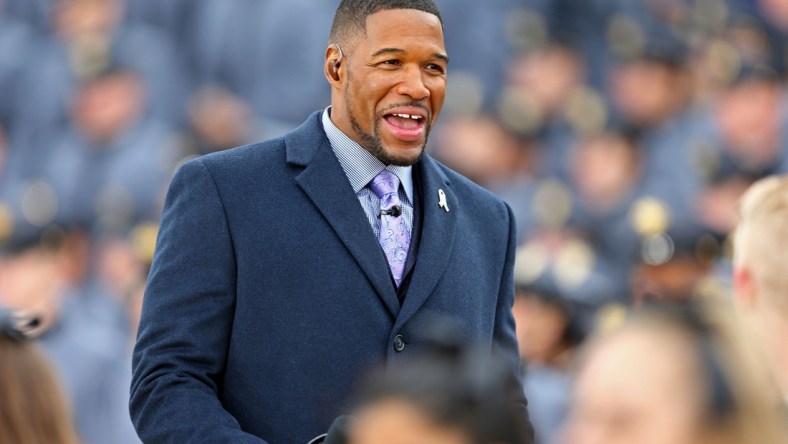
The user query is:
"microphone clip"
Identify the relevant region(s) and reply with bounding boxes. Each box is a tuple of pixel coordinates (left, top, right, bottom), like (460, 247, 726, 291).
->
(379, 205, 402, 218)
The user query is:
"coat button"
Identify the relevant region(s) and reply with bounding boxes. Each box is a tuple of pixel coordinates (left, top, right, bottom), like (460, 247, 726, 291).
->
(393, 335, 406, 352)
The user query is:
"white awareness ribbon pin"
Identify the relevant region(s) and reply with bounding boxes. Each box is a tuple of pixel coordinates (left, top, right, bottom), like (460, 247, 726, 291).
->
(438, 189, 449, 213)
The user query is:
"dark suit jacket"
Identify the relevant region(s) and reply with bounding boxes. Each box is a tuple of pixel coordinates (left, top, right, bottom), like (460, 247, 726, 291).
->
(130, 111, 527, 443)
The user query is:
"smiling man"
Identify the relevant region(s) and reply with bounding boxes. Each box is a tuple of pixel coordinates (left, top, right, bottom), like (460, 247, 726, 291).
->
(327, 5, 447, 166)
(130, 1, 533, 443)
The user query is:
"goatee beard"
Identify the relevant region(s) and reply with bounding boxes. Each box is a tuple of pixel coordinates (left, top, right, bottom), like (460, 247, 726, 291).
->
(349, 112, 427, 166)
(345, 100, 428, 167)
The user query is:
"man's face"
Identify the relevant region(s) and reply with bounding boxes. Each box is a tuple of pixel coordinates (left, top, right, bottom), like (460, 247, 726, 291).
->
(333, 9, 448, 166)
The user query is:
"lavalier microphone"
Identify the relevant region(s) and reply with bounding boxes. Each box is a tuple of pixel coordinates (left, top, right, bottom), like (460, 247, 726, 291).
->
(379, 205, 402, 218)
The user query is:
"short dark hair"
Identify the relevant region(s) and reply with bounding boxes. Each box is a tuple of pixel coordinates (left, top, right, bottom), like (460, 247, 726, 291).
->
(354, 329, 533, 443)
(329, 0, 442, 46)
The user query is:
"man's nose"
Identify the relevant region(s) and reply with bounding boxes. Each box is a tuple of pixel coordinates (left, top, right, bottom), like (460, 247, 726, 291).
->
(395, 65, 430, 101)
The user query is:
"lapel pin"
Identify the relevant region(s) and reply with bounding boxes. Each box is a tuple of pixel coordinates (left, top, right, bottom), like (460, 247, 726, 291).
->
(438, 189, 450, 212)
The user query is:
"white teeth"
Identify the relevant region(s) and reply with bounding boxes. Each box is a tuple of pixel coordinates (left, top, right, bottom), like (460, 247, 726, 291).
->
(393, 113, 422, 120)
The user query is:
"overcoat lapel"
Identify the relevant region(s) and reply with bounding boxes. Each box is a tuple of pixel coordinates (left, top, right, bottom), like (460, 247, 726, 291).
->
(286, 114, 400, 317)
(394, 154, 457, 329)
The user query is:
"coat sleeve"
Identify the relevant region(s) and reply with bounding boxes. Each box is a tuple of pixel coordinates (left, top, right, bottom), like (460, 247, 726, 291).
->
(129, 159, 266, 443)
(494, 202, 536, 443)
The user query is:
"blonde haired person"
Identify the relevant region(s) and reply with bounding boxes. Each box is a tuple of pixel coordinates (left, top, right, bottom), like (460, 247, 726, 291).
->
(0, 309, 80, 444)
(734, 175, 788, 404)
(563, 299, 785, 444)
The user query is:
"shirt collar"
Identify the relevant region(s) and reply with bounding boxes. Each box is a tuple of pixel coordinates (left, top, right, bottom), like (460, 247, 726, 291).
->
(322, 108, 413, 202)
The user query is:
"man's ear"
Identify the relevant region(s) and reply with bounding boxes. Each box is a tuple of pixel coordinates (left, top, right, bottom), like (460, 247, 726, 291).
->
(324, 44, 344, 85)
(733, 265, 758, 310)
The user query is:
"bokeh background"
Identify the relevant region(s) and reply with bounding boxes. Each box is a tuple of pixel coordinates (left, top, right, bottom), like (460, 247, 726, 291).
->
(1, 0, 787, 443)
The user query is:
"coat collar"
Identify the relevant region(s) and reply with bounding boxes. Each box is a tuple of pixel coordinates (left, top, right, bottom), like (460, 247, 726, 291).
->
(286, 111, 458, 322)
(395, 154, 456, 329)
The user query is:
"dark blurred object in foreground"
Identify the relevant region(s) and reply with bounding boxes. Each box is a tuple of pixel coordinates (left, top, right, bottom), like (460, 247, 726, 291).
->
(335, 326, 533, 444)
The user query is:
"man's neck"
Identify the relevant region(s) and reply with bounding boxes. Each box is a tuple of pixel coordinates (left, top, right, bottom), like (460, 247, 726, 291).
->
(757, 309, 788, 400)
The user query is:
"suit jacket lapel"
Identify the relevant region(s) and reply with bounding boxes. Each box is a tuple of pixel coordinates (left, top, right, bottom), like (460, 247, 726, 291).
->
(287, 113, 400, 317)
(395, 154, 457, 328)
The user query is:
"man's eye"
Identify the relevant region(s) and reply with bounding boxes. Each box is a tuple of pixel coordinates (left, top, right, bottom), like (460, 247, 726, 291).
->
(426, 64, 446, 74)
(380, 59, 401, 67)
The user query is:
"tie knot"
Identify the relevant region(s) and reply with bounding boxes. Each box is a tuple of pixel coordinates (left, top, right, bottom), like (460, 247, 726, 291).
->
(369, 169, 400, 200)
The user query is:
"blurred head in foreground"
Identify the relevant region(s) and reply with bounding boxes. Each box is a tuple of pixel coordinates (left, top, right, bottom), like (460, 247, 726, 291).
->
(347, 332, 531, 444)
(0, 309, 79, 444)
(563, 300, 784, 444)
(734, 175, 788, 399)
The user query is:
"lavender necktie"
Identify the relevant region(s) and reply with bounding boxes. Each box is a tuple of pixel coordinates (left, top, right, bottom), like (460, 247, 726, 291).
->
(370, 169, 411, 287)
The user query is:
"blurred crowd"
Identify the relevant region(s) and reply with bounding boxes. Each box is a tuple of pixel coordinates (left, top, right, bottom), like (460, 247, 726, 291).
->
(1, 0, 788, 443)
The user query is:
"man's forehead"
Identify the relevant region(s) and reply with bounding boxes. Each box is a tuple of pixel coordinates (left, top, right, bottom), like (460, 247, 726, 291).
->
(363, 8, 443, 36)
(360, 9, 445, 49)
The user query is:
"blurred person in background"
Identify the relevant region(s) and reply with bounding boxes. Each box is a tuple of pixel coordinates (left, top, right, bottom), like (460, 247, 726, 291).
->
(432, 115, 530, 192)
(93, 224, 152, 313)
(563, 300, 785, 444)
(511, 224, 632, 444)
(714, 67, 785, 178)
(627, 187, 723, 304)
(9, 0, 184, 143)
(506, 44, 585, 134)
(186, 85, 258, 154)
(40, 63, 181, 234)
(0, 308, 80, 444)
(0, 224, 139, 444)
(501, 42, 587, 179)
(604, 13, 698, 195)
(607, 30, 692, 135)
(565, 127, 646, 267)
(734, 176, 788, 408)
(651, 23, 788, 237)
(1, 0, 183, 246)
(568, 130, 643, 216)
(184, 0, 338, 150)
(500, 126, 646, 322)
(321, 329, 531, 444)
(692, 63, 788, 235)
(513, 279, 585, 444)
(432, 0, 520, 111)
